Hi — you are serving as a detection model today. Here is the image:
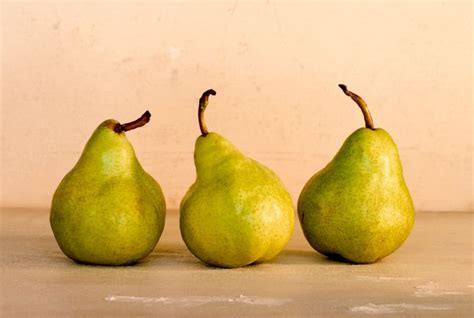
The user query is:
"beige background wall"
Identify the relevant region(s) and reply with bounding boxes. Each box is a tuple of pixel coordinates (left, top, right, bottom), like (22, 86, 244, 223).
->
(1, 1, 472, 211)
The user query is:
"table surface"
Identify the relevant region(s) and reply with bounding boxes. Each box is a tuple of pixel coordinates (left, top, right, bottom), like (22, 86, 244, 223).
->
(1, 208, 473, 317)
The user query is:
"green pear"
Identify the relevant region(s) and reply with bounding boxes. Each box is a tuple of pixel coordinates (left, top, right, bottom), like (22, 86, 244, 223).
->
(298, 85, 414, 264)
(50, 111, 166, 265)
(180, 90, 294, 268)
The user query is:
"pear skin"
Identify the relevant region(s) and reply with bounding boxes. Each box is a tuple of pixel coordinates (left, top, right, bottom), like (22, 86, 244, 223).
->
(50, 112, 166, 265)
(298, 85, 414, 263)
(180, 90, 294, 268)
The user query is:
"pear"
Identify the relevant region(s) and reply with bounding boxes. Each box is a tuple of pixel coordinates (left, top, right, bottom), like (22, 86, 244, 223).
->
(50, 111, 166, 265)
(298, 85, 415, 264)
(180, 90, 295, 268)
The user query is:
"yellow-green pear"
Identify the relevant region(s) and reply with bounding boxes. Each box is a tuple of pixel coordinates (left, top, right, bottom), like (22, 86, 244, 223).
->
(180, 90, 294, 268)
(298, 85, 415, 263)
(50, 111, 166, 265)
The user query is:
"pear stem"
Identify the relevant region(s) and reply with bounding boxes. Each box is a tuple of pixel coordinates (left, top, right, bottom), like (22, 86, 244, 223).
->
(114, 111, 151, 133)
(338, 84, 375, 130)
(198, 89, 216, 136)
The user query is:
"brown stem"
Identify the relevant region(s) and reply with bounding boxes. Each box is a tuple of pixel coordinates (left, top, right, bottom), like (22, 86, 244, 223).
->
(338, 84, 375, 130)
(198, 89, 216, 136)
(114, 111, 151, 133)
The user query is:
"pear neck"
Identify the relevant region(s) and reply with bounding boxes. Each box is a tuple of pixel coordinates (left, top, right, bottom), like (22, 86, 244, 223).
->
(76, 125, 139, 177)
(332, 128, 402, 177)
(194, 133, 242, 179)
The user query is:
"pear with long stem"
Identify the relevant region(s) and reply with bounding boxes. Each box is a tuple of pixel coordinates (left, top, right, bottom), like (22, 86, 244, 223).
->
(180, 89, 295, 268)
(297, 84, 415, 263)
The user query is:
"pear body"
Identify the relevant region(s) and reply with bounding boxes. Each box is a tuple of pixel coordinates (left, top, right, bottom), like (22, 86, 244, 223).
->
(298, 128, 414, 263)
(180, 133, 294, 268)
(50, 120, 166, 265)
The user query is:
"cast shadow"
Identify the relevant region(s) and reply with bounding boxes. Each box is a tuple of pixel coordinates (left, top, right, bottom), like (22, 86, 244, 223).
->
(269, 249, 364, 266)
(4, 234, 364, 270)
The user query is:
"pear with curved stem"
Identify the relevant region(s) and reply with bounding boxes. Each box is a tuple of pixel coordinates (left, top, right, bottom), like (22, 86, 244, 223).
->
(50, 111, 166, 265)
(297, 84, 415, 264)
(180, 89, 295, 268)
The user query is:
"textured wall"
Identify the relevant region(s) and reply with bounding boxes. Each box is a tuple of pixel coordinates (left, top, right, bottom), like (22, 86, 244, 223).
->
(1, 1, 472, 211)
